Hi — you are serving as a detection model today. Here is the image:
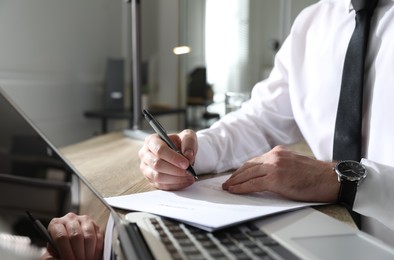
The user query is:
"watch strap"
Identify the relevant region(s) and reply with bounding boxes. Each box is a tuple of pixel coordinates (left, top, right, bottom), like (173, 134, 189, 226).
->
(338, 178, 358, 208)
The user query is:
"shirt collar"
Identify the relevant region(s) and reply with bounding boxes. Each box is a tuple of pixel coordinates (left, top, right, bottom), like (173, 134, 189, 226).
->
(344, 0, 353, 13)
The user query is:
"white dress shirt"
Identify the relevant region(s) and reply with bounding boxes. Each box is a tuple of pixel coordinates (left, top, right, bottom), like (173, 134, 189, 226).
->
(194, 0, 394, 247)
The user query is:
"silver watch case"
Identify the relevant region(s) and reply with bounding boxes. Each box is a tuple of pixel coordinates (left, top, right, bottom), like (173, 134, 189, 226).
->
(334, 160, 368, 184)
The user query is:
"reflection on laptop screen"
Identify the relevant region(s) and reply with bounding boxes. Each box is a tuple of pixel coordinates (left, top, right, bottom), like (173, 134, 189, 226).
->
(0, 89, 111, 258)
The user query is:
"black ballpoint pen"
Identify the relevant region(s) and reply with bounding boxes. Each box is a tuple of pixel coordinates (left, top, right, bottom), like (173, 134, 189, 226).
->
(143, 109, 198, 180)
(26, 210, 59, 254)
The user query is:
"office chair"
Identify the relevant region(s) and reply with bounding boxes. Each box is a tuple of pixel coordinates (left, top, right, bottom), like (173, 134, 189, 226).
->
(186, 67, 220, 128)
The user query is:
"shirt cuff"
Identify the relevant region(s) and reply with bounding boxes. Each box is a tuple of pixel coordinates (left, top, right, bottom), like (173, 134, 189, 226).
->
(194, 133, 217, 174)
(354, 159, 394, 231)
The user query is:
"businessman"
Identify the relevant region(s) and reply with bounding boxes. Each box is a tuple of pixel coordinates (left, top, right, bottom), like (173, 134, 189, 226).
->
(139, 0, 394, 247)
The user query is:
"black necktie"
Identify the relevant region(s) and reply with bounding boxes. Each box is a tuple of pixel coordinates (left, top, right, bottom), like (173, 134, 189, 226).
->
(333, 0, 379, 161)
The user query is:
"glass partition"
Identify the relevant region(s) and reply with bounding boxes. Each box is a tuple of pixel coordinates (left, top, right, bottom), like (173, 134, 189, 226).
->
(178, 0, 317, 122)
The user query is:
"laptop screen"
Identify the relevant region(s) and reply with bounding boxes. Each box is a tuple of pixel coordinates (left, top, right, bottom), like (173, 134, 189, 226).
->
(0, 88, 141, 259)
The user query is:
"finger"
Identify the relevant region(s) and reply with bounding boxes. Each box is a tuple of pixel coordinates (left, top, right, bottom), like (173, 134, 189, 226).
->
(152, 180, 195, 191)
(146, 135, 191, 170)
(225, 153, 266, 181)
(141, 149, 193, 179)
(48, 220, 75, 260)
(64, 217, 85, 260)
(142, 162, 195, 189)
(226, 176, 269, 194)
(79, 216, 97, 260)
(177, 129, 197, 163)
(222, 164, 268, 190)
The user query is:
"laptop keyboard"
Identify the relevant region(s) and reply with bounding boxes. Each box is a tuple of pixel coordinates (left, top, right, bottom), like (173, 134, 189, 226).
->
(149, 217, 299, 260)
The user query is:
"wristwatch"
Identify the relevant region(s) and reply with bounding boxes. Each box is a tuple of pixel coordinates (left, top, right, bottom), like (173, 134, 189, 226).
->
(334, 160, 367, 208)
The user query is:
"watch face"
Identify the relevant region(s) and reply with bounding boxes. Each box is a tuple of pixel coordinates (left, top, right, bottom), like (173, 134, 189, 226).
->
(336, 160, 367, 182)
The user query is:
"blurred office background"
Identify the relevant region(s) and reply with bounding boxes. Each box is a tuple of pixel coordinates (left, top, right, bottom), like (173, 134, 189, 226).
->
(0, 0, 315, 147)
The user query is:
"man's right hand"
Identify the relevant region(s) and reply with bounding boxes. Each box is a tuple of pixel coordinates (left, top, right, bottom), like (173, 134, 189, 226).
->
(138, 129, 198, 190)
(41, 213, 103, 260)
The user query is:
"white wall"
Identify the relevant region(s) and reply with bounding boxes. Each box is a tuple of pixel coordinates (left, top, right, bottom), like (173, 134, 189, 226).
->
(0, 0, 123, 147)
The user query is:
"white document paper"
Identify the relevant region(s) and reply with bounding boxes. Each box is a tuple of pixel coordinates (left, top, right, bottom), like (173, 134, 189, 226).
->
(105, 175, 321, 231)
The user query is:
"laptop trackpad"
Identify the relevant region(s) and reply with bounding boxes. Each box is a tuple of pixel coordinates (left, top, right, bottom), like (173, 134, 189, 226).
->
(293, 234, 394, 259)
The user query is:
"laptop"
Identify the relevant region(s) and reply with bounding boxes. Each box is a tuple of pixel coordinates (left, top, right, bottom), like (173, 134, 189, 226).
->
(1, 87, 394, 260)
(0, 87, 145, 259)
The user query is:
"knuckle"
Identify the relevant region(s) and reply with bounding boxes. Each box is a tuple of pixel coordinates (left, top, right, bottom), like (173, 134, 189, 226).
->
(140, 164, 153, 181)
(138, 147, 144, 158)
(182, 129, 194, 135)
(79, 215, 92, 223)
(271, 145, 289, 157)
(52, 230, 68, 241)
(150, 170, 158, 182)
(70, 231, 83, 241)
(269, 147, 289, 166)
(83, 230, 96, 240)
(146, 137, 164, 155)
(180, 129, 196, 141)
(50, 217, 61, 225)
(150, 158, 161, 170)
(273, 145, 286, 150)
(64, 212, 78, 220)
(154, 144, 166, 156)
(271, 145, 285, 155)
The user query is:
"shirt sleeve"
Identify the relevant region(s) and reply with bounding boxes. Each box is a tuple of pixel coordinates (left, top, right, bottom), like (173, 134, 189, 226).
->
(194, 39, 304, 174)
(354, 159, 394, 231)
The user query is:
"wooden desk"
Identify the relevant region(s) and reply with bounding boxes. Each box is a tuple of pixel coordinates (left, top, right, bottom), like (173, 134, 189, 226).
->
(61, 132, 154, 198)
(60, 132, 355, 228)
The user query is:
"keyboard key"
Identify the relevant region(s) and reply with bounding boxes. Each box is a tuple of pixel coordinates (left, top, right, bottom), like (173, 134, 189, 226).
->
(227, 244, 243, 254)
(182, 245, 200, 254)
(268, 244, 300, 260)
(247, 245, 268, 256)
(257, 236, 279, 246)
(194, 233, 210, 241)
(188, 254, 206, 260)
(199, 240, 217, 249)
(207, 248, 227, 258)
(178, 238, 194, 247)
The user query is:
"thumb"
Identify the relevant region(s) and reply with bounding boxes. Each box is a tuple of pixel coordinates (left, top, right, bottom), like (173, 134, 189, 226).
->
(179, 129, 197, 164)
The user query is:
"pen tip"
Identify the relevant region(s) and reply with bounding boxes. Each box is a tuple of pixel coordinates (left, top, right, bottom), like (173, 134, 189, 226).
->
(187, 166, 198, 180)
